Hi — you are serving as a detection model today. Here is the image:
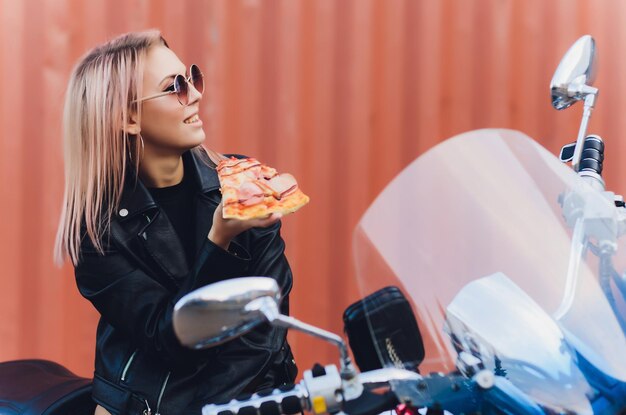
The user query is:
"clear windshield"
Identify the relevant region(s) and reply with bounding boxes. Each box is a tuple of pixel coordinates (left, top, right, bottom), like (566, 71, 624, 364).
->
(353, 129, 626, 414)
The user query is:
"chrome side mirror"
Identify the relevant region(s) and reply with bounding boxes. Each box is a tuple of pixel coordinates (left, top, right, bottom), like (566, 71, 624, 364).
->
(173, 277, 280, 349)
(550, 35, 599, 172)
(173, 277, 358, 379)
(550, 35, 596, 110)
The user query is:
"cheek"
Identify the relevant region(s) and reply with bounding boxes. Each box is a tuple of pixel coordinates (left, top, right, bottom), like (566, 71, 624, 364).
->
(139, 106, 205, 149)
(141, 107, 182, 140)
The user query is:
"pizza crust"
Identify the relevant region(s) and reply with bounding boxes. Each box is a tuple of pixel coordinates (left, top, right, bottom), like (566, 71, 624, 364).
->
(223, 189, 310, 220)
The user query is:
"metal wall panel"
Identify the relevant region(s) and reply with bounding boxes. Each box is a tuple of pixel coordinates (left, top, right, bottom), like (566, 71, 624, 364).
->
(2, 0, 626, 378)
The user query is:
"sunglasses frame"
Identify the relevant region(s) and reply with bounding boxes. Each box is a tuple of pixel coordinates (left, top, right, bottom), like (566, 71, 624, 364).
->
(133, 64, 204, 106)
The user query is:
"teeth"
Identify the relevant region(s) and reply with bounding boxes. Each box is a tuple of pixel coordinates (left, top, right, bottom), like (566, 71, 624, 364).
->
(184, 114, 199, 124)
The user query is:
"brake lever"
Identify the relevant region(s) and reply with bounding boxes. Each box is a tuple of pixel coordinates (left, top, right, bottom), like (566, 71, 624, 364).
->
(357, 368, 422, 388)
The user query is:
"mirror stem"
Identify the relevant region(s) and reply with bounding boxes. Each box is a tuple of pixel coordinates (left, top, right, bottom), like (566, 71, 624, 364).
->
(245, 297, 358, 380)
(271, 314, 358, 380)
(572, 88, 598, 172)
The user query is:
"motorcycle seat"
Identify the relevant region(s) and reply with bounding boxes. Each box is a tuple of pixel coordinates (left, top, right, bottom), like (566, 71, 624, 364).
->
(0, 359, 94, 415)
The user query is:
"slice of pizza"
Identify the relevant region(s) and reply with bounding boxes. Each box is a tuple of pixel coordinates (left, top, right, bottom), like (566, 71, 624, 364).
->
(217, 156, 310, 220)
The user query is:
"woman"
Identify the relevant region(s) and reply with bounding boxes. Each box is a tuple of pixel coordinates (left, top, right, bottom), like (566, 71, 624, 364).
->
(54, 30, 297, 415)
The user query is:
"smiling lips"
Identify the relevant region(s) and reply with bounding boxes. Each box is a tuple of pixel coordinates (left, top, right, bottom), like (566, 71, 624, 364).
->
(183, 114, 200, 124)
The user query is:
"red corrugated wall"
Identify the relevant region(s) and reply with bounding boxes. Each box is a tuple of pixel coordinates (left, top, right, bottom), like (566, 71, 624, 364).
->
(2, 0, 626, 379)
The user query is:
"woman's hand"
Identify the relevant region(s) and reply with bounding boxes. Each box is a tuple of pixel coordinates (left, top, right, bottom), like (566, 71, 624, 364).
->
(208, 201, 282, 250)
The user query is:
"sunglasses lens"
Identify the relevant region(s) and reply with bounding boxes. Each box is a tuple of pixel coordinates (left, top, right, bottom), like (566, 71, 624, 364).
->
(175, 75, 189, 105)
(190, 65, 204, 94)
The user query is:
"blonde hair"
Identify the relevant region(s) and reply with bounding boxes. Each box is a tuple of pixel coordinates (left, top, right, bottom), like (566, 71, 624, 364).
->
(54, 30, 221, 265)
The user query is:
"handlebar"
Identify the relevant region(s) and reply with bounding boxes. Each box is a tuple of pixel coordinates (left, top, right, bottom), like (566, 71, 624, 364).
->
(202, 384, 309, 415)
(201, 362, 540, 415)
(203, 365, 416, 415)
(203, 364, 345, 415)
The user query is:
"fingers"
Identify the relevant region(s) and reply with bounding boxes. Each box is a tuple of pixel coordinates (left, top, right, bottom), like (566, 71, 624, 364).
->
(210, 203, 281, 247)
(251, 212, 283, 228)
(214, 205, 282, 241)
(212, 201, 224, 219)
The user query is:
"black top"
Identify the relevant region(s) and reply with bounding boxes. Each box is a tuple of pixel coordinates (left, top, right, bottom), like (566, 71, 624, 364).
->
(148, 160, 197, 266)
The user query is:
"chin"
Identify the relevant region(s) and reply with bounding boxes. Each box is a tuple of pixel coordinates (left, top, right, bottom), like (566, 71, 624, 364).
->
(191, 131, 206, 147)
(181, 130, 206, 149)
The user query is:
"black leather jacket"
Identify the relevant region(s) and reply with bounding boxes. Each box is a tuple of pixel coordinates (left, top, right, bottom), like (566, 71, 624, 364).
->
(74, 149, 297, 415)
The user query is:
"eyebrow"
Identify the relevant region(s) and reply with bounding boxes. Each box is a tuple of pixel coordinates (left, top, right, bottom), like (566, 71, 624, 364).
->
(158, 68, 188, 88)
(158, 74, 177, 88)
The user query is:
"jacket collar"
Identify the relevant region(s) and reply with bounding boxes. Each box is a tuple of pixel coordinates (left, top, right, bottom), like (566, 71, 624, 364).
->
(188, 148, 221, 192)
(116, 148, 221, 221)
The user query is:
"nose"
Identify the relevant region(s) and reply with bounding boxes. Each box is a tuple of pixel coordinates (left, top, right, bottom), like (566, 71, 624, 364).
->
(187, 80, 203, 105)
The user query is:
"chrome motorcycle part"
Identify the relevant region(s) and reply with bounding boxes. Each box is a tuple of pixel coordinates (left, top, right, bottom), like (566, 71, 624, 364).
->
(244, 295, 359, 381)
(173, 277, 280, 348)
(550, 35, 599, 171)
(202, 383, 310, 415)
(551, 35, 596, 110)
(173, 276, 358, 380)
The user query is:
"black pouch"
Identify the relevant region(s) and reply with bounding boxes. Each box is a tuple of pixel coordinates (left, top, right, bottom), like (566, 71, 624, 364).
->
(343, 286, 425, 372)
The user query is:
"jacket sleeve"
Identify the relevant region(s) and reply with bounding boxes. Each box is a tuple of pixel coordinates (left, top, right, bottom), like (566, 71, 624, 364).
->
(223, 154, 293, 301)
(247, 220, 293, 310)
(234, 220, 299, 386)
(232, 220, 294, 354)
(74, 236, 251, 368)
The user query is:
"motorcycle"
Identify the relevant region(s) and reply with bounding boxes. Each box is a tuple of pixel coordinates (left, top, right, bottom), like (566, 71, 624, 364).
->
(3, 34, 626, 415)
(181, 35, 626, 415)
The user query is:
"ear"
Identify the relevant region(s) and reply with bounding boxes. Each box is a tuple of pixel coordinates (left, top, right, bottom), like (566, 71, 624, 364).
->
(123, 110, 141, 135)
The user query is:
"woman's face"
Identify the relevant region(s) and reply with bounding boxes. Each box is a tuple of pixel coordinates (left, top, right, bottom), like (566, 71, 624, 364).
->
(138, 45, 205, 155)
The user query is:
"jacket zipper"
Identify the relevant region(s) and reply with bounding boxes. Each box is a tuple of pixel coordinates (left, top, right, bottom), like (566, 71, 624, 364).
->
(155, 371, 171, 415)
(143, 399, 152, 415)
(121, 349, 138, 381)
